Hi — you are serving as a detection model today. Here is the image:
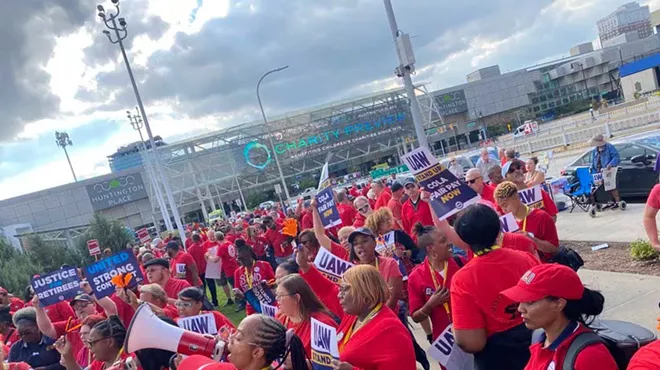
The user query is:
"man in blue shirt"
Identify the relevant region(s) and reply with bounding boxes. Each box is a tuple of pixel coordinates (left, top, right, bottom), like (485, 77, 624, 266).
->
(590, 133, 621, 207)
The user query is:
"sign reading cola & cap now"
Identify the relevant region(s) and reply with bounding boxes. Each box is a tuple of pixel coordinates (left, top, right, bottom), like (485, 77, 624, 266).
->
(85, 173, 148, 211)
(244, 111, 408, 170)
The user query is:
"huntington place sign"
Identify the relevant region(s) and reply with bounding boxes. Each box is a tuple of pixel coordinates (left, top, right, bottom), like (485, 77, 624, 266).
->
(85, 173, 149, 211)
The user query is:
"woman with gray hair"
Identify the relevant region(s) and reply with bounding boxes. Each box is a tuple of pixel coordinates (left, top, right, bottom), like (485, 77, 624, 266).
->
(8, 307, 63, 370)
(353, 196, 373, 228)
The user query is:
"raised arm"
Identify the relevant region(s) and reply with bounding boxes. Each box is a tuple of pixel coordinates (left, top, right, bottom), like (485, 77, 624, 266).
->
(311, 199, 333, 251)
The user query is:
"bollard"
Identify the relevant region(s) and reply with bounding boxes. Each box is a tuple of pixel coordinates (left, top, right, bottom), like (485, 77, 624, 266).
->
(604, 122, 611, 138)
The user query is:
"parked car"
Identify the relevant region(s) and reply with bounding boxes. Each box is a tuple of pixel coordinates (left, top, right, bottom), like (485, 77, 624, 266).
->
(258, 201, 275, 210)
(561, 132, 659, 199)
(301, 187, 317, 200)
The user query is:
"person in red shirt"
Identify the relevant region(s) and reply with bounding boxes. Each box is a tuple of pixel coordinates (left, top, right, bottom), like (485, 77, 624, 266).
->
(628, 339, 660, 369)
(361, 181, 371, 197)
(495, 181, 559, 261)
(352, 196, 372, 228)
(349, 183, 361, 198)
(0, 289, 24, 314)
(643, 184, 660, 252)
(175, 287, 235, 333)
(233, 241, 275, 315)
(150, 237, 166, 258)
(501, 264, 618, 370)
(184, 230, 194, 250)
(275, 274, 339, 357)
(0, 307, 19, 348)
(450, 204, 539, 370)
(336, 192, 358, 228)
(502, 161, 558, 221)
(408, 223, 464, 352)
(188, 234, 218, 306)
(244, 226, 268, 260)
(206, 232, 237, 306)
(166, 241, 201, 287)
(263, 216, 293, 264)
(143, 258, 192, 304)
(387, 182, 405, 229)
(401, 178, 434, 236)
(335, 265, 416, 370)
(300, 202, 314, 230)
(372, 181, 392, 210)
(465, 168, 496, 204)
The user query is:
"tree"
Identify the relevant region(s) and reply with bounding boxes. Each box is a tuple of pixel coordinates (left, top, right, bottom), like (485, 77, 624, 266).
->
(75, 213, 135, 263)
(0, 239, 42, 296)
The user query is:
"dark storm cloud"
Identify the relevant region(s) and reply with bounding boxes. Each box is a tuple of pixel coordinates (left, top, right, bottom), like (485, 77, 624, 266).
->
(79, 0, 553, 120)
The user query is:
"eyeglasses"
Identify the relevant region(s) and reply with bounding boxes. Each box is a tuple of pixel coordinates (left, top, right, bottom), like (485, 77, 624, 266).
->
(174, 300, 195, 308)
(357, 205, 370, 213)
(73, 302, 92, 311)
(275, 293, 293, 300)
(86, 337, 109, 347)
(466, 177, 481, 184)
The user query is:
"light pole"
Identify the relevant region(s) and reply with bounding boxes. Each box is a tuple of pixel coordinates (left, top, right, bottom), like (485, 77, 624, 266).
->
(257, 66, 291, 201)
(382, 0, 428, 148)
(127, 108, 173, 231)
(55, 131, 77, 182)
(97, 1, 185, 234)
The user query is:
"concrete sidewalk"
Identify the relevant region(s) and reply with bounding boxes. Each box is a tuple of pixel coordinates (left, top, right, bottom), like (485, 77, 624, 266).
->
(557, 203, 646, 243)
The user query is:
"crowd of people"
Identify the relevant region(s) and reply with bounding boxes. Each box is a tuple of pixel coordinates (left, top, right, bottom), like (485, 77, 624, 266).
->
(1, 145, 660, 370)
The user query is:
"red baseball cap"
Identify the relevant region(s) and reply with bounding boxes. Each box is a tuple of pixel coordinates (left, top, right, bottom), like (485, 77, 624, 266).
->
(178, 356, 237, 370)
(501, 264, 584, 302)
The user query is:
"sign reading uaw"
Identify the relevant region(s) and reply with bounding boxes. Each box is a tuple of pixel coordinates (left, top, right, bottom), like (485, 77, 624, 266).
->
(244, 110, 408, 169)
(85, 173, 148, 211)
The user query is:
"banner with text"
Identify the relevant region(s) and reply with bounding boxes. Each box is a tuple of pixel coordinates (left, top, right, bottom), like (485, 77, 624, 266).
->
(499, 213, 519, 233)
(244, 282, 276, 314)
(427, 324, 474, 370)
(313, 247, 354, 285)
(31, 268, 83, 307)
(602, 167, 618, 191)
(315, 162, 342, 229)
(375, 231, 395, 254)
(261, 303, 279, 318)
(402, 147, 480, 220)
(178, 313, 218, 335)
(518, 185, 543, 209)
(84, 249, 145, 299)
(311, 318, 340, 370)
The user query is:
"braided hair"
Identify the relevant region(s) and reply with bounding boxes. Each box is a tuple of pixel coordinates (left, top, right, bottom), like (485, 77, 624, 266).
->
(253, 315, 307, 370)
(92, 315, 127, 350)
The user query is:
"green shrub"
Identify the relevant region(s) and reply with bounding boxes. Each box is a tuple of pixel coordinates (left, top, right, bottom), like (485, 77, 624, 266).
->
(630, 239, 659, 261)
(0, 239, 42, 296)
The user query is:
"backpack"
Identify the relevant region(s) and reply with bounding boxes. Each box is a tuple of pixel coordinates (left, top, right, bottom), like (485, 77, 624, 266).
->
(532, 319, 656, 370)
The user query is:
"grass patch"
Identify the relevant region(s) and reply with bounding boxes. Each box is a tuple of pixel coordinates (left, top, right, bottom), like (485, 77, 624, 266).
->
(206, 286, 247, 326)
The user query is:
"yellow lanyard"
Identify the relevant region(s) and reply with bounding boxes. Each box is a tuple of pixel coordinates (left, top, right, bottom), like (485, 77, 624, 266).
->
(521, 206, 530, 232)
(374, 257, 379, 271)
(473, 245, 501, 258)
(427, 259, 451, 317)
(244, 266, 254, 289)
(339, 303, 382, 352)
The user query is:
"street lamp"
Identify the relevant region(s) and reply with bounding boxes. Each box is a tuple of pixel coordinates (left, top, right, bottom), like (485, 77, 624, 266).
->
(55, 131, 77, 182)
(97, 0, 185, 233)
(382, 0, 429, 148)
(257, 65, 291, 201)
(127, 108, 173, 231)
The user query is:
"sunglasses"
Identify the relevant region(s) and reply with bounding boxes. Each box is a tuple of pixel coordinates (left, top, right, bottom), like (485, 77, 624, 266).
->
(174, 300, 196, 308)
(467, 177, 481, 184)
(357, 205, 370, 213)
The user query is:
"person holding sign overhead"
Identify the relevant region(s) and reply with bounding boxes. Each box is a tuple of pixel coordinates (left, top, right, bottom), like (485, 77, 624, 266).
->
(500, 264, 617, 370)
(494, 182, 559, 261)
(334, 265, 416, 370)
(175, 287, 235, 334)
(233, 240, 275, 315)
(450, 204, 539, 370)
(311, 199, 353, 261)
(275, 274, 339, 357)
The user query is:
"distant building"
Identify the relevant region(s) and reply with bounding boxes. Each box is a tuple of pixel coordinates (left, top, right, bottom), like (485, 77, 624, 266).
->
(570, 43, 594, 56)
(466, 66, 501, 82)
(107, 136, 166, 173)
(598, 2, 652, 45)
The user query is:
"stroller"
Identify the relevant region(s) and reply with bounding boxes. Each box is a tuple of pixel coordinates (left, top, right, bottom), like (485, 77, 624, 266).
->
(564, 166, 627, 218)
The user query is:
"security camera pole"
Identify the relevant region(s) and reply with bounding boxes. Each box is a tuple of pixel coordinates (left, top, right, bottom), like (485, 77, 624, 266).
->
(97, 1, 185, 234)
(382, 0, 429, 149)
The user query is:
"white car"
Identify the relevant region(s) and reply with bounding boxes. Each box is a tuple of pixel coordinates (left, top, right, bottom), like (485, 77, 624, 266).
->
(513, 120, 538, 139)
(258, 201, 275, 210)
(301, 187, 317, 199)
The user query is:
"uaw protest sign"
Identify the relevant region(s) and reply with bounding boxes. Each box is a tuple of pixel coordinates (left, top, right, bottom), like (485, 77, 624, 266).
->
(31, 268, 83, 307)
(311, 318, 340, 370)
(178, 313, 218, 335)
(84, 249, 145, 299)
(518, 185, 543, 209)
(313, 247, 354, 285)
(402, 146, 479, 220)
(315, 162, 342, 229)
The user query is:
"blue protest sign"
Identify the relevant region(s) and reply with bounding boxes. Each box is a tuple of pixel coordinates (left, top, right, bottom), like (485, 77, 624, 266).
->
(31, 268, 82, 307)
(84, 249, 145, 299)
(315, 187, 342, 229)
(243, 282, 276, 314)
(402, 147, 480, 221)
(311, 318, 339, 370)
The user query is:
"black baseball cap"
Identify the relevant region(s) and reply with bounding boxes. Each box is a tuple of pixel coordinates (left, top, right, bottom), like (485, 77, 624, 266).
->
(348, 227, 377, 245)
(70, 294, 94, 307)
(391, 182, 403, 192)
(165, 241, 180, 250)
(178, 287, 205, 302)
(143, 258, 169, 269)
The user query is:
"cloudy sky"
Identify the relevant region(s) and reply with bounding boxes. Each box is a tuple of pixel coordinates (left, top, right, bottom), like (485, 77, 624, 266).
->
(1, 0, 658, 200)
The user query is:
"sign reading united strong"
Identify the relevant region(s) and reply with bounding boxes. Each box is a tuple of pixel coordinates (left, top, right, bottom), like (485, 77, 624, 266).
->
(85, 173, 149, 211)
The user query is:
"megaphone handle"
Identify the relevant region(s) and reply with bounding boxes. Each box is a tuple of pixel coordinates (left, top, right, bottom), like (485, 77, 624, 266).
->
(169, 354, 179, 370)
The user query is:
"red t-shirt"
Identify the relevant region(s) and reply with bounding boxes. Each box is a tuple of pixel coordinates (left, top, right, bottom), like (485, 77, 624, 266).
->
(407, 258, 462, 340)
(264, 228, 292, 258)
(628, 339, 660, 369)
(217, 242, 239, 277)
(187, 242, 207, 275)
(162, 304, 179, 319)
(375, 256, 402, 283)
(170, 251, 199, 286)
(481, 183, 496, 204)
(374, 191, 392, 210)
(502, 232, 538, 257)
(337, 203, 358, 228)
(278, 311, 338, 357)
(184, 237, 194, 250)
(301, 211, 313, 230)
(451, 248, 539, 336)
(163, 278, 192, 299)
(89, 353, 134, 370)
(37, 300, 75, 324)
(524, 323, 618, 370)
(518, 208, 559, 261)
(329, 241, 350, 261)
(234, 261, 275, 315)
(225, 233, 238, 244)
(109, 294, 135, 329)
(299, 265, 344, 320)
(349, 188, 360, 198)
(337, 307, 416, 370)
(202, 240, 219, 253)
(1, 328, 20, 347)
(7, 297, 24, 313)
(54, 318, 85, 359)
(352, 213, 366, 228)
(647, 184, 660, 209)
(401, 198, 434, 237)
(245, 237, 268, 258)
(387, 197, 404, 227)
